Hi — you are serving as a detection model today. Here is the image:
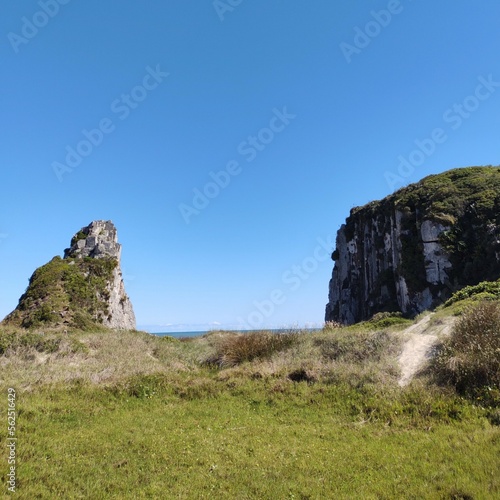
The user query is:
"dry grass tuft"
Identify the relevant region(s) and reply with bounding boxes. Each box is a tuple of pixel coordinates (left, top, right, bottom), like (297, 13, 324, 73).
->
(204, 330, 300, 368)
(433, 300, 500, 402)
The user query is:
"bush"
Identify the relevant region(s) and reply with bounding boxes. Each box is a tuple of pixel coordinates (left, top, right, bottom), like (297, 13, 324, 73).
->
(443, 279, 500, 307)
(205, 330, 299, 368)
(315, 330, 392, 363)
(323, 321, 343, 330)
(368, 312, 411, 329)
(0, 330, 62, 354)
(434, 301, 500, 403)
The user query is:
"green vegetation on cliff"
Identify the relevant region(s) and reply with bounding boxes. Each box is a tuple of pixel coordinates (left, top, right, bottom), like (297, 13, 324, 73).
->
(348, 166, 500, 292)
(399, 166, 500, 288)
(351, 166, 500, 221)
(3, 256, 117, 330)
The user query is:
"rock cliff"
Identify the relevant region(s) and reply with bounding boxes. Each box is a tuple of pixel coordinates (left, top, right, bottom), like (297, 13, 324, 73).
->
(3, 220, 136, 330)
(325, 166, 500, 324)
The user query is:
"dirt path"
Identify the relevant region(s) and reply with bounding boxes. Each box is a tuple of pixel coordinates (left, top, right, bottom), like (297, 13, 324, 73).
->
(398, 313, 455, 387)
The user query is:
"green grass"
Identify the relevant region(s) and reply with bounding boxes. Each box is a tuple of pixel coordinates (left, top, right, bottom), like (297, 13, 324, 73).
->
(1, 318, 499, 498)
(2, 380, 498, 499)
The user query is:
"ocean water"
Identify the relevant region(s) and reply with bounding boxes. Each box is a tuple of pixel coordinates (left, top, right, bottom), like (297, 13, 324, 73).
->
(151, 328, 321, 339)
(153, 330, 208, 339)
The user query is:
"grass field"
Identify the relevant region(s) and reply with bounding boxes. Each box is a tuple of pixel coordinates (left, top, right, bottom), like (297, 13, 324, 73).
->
(1, 316, 499, 498)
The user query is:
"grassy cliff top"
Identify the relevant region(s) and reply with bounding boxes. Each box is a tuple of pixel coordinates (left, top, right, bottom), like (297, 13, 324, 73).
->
(349, 165, 500, 224)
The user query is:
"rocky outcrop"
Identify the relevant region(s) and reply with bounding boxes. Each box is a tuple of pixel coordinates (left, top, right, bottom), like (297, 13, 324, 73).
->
(3, 220, 136, 330)
(64, 220, 121, 260)
(325, 166, 500, 324)
(64, 221, 136, 330)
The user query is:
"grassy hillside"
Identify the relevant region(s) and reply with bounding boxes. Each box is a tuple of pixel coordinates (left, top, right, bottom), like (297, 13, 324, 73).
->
(1, 300, 499, 498)
(5, 377, 497, 498)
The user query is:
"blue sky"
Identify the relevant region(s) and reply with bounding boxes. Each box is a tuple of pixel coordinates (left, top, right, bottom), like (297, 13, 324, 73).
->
(1, 1, 500, 332)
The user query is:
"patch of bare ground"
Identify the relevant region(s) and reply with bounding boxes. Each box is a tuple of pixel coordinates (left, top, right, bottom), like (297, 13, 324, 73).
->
(398, 313, 456, 386)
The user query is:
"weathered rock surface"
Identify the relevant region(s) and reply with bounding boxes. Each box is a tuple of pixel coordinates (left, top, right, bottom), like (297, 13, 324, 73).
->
(325, 166, 500, 324)
(63, 220, 136, 330)
(3, 220, 136, 330)
(64, 220, 121, 260)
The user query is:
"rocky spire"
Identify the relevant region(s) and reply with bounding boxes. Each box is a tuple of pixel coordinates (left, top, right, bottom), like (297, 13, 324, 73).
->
(64, 220, 121, 259)
(64, 220, 136, 330)
(3, 220, 136, 331)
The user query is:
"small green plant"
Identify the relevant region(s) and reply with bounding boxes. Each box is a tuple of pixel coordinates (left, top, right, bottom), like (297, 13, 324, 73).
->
(433, 301, 500, 404)
(70, 230, 87, 247)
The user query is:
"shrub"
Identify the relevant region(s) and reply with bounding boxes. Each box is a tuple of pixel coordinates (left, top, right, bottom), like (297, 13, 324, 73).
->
(70, 230, 87, 245)
(205, 330, 299, 368)
(0, 330, 62, 354)
(368, 312, 411, 329)
(324, 321, 343, 330)
(443, 279, 500, 307)
(0, 330, 16, 355)
(315, 330, 392, 363)
(433, 301, 500, 403)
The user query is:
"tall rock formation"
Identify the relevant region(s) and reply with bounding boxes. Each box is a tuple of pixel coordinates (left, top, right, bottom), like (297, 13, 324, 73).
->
(325, 166, 500, 324)
(3, 220, 136, 330)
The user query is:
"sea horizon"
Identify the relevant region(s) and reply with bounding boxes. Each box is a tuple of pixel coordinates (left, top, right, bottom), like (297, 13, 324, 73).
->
(151, 327, 322, 339)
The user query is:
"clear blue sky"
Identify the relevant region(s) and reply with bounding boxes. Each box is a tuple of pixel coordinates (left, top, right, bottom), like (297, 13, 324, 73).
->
(1, 1, 500, 332)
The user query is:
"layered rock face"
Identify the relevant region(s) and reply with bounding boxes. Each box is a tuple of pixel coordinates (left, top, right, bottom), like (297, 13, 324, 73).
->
(325, 167, 500, 324)
(3, 220, 136, 330)
(64, 221, 136, 330)
(64, 220, 121, 260)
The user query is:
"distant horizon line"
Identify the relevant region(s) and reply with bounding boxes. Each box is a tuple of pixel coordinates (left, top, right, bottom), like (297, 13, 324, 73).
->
(138, 322, 325, 334)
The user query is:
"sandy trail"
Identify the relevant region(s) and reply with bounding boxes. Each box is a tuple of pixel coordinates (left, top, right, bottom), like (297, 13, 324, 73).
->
(398, 313, 455, 387)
